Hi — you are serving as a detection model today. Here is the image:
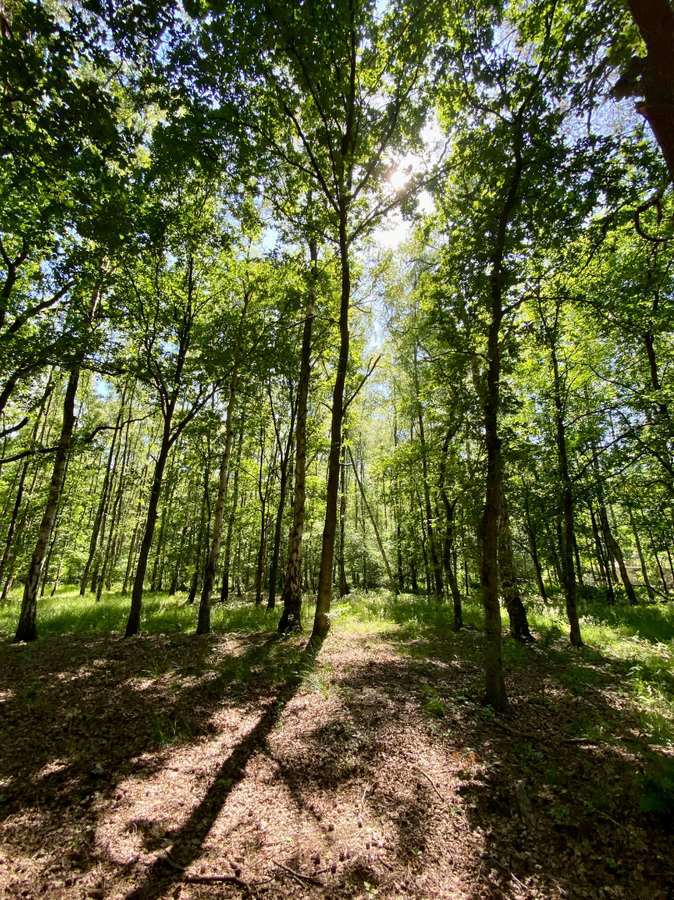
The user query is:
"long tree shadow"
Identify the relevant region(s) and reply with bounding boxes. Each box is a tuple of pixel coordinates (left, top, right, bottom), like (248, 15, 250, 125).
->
(122, 639, 323, 900)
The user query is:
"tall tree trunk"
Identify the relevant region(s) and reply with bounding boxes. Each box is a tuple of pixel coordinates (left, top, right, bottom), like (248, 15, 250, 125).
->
(348, 444, 398, 594)
(628, 504, 655, 601)
(197, 370, 240, 634)
(338, 437, 350, 597)
(312, 211, 350, 643)
(549, 339, 582, 645)
(416, 392, 443, 600)
(14, 368, 80, 642)
(221, 424, 244, 603)
(590, 504, 615, 603)
(81, 392, 126, 594)
(599, 506, 639, 605)
(523, 489, 547, 602)
(125, 422, 173, 636)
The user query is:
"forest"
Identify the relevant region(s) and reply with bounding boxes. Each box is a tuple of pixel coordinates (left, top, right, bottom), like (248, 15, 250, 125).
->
(1, 0, 674, 898)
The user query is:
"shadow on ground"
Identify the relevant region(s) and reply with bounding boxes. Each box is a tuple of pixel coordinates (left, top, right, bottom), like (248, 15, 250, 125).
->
(0, 603, 673, 900)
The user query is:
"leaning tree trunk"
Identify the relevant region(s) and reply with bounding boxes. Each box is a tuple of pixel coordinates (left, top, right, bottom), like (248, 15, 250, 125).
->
(279, 242, 316, 633)
(14, 368, 80, 642)
(599, 506, 639, 606)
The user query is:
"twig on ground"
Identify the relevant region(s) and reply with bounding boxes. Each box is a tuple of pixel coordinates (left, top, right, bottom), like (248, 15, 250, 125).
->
(578, 799, 648, 849)
(276, 862, 324, 887)
(413, 765, 446, 803)
(184, 873, 273, 887)
(159, 852, 185, 871)
(486, 856, 532, 895)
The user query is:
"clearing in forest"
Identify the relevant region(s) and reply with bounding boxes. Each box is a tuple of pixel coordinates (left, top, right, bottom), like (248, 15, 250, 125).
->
(0, 591, 673, 900)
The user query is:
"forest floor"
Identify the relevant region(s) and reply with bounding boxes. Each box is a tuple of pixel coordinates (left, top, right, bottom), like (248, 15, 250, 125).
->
(0, 590, 673, 900)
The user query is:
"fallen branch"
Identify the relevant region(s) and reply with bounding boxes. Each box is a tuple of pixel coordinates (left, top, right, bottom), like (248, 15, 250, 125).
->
(275, 862, 324, 887)
(413, 765, 446, 803)
(578, 799, 647, 850)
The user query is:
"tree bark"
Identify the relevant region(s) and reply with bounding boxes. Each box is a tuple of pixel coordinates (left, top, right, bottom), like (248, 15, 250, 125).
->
(498, 500, 534, 641)
(347, 444, 398, 594)
(14, 368, 80, 642)
(599, 506, 639, 606)
(197, 369, 239, 634)
(624, 0, 674, 188)
(312, 207, 350, 643)
(548, 337, 582, 645)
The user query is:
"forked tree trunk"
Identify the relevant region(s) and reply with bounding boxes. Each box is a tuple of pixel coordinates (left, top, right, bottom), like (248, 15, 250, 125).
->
(14, 368, 80, 642)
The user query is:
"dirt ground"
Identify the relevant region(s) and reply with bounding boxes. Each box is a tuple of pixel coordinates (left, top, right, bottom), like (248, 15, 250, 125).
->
(0, 617, 672, 900)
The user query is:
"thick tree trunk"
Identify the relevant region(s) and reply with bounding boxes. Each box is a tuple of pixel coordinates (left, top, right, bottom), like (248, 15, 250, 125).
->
(481, 321, 508, 709)
(625, 0, 674, 188)
(14, 369, 80, 642)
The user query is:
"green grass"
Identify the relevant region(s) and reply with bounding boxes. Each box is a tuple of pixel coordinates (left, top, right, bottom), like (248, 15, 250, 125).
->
(0, 585, 277, 640)
(2, 583, 673, 747)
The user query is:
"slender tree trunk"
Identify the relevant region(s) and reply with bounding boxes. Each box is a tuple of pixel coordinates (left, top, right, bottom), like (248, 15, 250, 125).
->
(14, 369, 80, 642)
(221, 424, 244, 603)
(81, 394, 126, 594)
(549, 340, 582, 645)
(523, 490, 547, 602)
(416, 393, 443, 600)
(125, 423, 172, 636)
(628, 504, 655, 601)
(338, 437, 350, 597)
(599, 506, 638, 605)
(197, 370, 239, 633)
(268, 388, 295, 612)
(312, 211, 350, 643)
(590, 504, 615, 602)
(348, 444, 398, 594)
